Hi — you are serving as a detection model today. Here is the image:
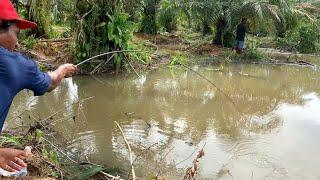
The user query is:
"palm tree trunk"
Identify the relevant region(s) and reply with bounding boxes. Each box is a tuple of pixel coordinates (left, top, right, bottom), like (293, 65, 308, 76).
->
(213, 18, 226, 45)
(27, 0, 53, 38)
(140, 0, 160, 35)
(202, 20, 211, 35)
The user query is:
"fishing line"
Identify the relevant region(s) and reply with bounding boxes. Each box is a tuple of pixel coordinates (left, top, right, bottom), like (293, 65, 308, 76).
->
(76, 50, 239, 112)
(176, 62, 240, 112)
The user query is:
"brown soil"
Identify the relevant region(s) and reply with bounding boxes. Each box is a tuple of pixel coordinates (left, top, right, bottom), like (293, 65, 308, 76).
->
(32, 40, 73, 65)
(26, 33, 226, 74)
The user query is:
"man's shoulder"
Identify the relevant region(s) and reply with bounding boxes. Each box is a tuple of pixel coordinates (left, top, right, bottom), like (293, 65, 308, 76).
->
(0, 51, 39, 85)
(0, 48, 36, 68)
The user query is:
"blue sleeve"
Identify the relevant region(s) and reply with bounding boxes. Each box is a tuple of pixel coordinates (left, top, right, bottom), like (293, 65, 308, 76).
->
(25, 61, 52, 96)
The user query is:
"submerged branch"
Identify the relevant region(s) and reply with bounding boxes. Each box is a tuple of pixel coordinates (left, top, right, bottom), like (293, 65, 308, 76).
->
(183, 147, 206, 180)
(115, 121, 136, 180)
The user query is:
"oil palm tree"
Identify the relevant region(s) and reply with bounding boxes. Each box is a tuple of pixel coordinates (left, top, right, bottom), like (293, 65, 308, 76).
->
(51, 0, 74, 24)
(164, 0, 308, 46)
(72, 0, 134, 70)
(21, 0, 53, 38)
(158, 0, 180, 33)
(140, 0, 161, 34)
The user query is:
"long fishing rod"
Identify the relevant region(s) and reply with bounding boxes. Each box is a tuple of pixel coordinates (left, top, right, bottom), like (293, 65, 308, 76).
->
(75, 50, 148, 67)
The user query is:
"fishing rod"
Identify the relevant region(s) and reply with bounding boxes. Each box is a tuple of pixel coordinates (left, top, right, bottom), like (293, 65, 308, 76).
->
(75, 50, 148, 67)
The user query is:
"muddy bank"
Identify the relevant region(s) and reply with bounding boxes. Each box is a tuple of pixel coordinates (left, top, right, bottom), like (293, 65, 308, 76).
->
(1, 121, 124, 179)
(20, 34, 319, 75)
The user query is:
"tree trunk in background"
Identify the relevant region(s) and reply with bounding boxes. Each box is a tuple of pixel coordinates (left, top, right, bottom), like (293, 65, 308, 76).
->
(202, 20, 211, 35)
(213, 18, 226, 45)
(213, 18, 235, 47)
(140, 0, 161, 35)
(27, 0, 53, 38)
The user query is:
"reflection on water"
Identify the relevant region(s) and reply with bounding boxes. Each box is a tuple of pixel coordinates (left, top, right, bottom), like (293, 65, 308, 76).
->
(7, 64, 320, 179)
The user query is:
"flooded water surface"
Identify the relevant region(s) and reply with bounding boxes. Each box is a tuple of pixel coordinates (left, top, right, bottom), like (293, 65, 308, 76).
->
(7, 64, 320, 179)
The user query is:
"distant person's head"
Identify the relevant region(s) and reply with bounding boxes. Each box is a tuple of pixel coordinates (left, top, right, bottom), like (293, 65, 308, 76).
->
(0, 0, 37, 51)
(241, 18, 247, 24)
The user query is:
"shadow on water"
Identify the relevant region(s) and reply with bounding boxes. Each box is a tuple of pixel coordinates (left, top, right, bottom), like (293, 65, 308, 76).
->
(7, 64, 320, 179)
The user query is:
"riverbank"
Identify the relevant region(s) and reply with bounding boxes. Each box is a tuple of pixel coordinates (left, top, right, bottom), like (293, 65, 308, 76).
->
(1, 122, 125, 179)
(3, 128, 136, 179)
(22, 32, 319, 75)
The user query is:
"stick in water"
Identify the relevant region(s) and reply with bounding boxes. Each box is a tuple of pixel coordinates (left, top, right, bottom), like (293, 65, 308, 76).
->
(115, 121, 136, 180)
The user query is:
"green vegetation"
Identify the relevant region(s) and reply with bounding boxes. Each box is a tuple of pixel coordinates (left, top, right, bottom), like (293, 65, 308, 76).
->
(26, 0, 54, 38)
(279, 24, 319, 52)
(140, 0, 161, 34)
(14, 0, 320, 70)
(71, 1, 132, 70)
(1, 127, 124, 179)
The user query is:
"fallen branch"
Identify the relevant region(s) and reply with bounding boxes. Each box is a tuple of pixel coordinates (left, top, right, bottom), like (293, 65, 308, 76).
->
(43, 135, 122, 179)
(18, 47, 57, 69)
(252, 60, 317, 68)
(38, 38, 72, 43)
(183, 149, 205, 180)
(114, 121, 136, 180)
(90, 54, 115, 74)
(297, 60, 316, 66)
(99, 171, 122, 180)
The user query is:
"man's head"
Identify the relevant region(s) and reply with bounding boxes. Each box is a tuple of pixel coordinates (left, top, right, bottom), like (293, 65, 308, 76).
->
(0, 20, 20, 51)
(0, 0, 37, 51)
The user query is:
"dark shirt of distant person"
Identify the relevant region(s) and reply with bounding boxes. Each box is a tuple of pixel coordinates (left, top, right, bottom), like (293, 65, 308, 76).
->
(235, 18, 249, 54)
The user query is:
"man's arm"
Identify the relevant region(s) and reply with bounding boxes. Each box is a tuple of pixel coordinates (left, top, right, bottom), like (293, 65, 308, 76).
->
(47, 64, 77, 92)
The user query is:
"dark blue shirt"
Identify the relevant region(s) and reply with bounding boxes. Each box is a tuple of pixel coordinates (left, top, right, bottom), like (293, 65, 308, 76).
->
(236, 22, 249, 41)
(0, 47, 51, 130)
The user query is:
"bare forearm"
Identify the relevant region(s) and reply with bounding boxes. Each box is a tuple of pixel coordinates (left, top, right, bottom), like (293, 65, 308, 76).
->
(47, 64, 77, 92)
(47, 68, 65, 92)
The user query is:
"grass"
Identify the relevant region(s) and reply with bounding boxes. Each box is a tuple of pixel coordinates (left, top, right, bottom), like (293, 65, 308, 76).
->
(0, 127, 124, 179)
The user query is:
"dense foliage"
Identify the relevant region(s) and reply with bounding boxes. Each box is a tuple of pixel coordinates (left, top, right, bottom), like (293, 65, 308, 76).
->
(14, 0, 320, 67)
(71, 0, 134, 71)
(140, 0, 161, 34)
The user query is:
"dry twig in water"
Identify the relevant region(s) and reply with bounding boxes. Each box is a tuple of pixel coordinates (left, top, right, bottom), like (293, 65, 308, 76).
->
(183, 149, 205, 180)
(115, 121, 136, 180)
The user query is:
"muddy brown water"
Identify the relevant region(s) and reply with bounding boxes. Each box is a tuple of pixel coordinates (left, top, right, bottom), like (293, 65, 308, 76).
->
(6, 64, 320, 179)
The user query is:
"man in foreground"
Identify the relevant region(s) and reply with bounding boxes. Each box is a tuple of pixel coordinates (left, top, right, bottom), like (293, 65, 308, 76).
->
(0, 0, 77, 174)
